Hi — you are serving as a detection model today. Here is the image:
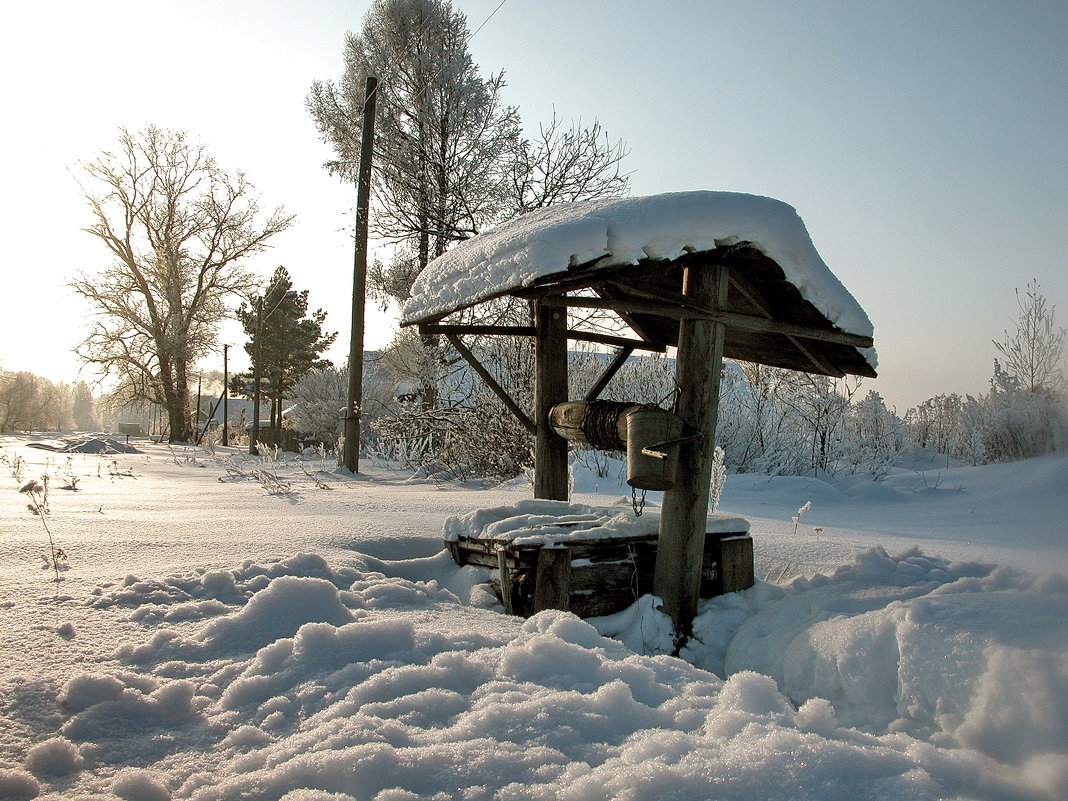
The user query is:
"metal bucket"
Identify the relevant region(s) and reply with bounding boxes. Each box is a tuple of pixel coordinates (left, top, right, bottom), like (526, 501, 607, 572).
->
(625, 407, 684, 491)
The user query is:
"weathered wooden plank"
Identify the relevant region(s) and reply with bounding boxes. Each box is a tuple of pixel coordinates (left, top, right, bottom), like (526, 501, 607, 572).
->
(421, 324, 536, 337)
(727, 273, 843, 378)
(497, 548, 514, 615)
(720, 536, 755, 594)
(532, 547, 572, 613)
(453, 528, 752, 619)
(557, 293, 873, 349)
(568, 561, 642, 593)
(567, 330, 664, 352)
(570, 591, 645, 619)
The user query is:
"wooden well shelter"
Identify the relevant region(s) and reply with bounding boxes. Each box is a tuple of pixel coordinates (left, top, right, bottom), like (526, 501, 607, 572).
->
(400, 191, 877, 634)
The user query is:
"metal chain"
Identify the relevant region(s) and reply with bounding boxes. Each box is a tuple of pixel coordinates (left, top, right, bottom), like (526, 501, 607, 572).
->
(630, 484, 647, 517)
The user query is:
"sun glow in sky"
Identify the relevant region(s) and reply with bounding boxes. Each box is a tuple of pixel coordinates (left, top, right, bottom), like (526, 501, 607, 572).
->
(1, 0, 1065, 411)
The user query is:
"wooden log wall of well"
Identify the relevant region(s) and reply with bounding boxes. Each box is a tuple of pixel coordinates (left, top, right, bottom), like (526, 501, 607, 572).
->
(447, 529, 754, 619)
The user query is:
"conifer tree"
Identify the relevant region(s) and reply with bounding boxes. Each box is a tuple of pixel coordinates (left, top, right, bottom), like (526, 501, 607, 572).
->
(233, 267, 336, 429)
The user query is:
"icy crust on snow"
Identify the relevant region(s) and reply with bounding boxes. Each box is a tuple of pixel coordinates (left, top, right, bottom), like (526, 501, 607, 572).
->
(442, 498, 749, 545)
(34, 546, 1067, 801)
(402, 191, 875, 354)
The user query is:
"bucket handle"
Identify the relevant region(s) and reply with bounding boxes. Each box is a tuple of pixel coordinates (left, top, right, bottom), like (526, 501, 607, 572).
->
(640, 432, 703, 460)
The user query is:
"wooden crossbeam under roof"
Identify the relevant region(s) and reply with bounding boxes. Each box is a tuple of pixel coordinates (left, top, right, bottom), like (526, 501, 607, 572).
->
(409, 245, 875, 380)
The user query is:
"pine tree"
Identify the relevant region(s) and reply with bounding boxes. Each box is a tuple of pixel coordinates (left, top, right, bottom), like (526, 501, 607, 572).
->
(234, 267, 336, 429)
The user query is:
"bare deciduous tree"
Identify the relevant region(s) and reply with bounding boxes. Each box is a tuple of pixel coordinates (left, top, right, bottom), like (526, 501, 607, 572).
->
(72, 126, 293, 442)
(993, 279, 1066, 396)
(510, 113, 630, 215)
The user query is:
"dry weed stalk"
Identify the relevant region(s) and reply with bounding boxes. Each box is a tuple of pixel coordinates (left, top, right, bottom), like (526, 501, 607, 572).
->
(20, 478, 66, 583)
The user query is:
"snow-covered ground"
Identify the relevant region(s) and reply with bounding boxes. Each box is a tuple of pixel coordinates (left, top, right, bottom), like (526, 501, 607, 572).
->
(1, 434, 1066, 801)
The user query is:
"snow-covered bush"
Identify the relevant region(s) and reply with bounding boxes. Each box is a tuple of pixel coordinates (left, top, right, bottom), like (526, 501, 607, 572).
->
(841, 390, 911, 477)
(961, 364, 1065, 463)
(908, 362, 1066, 465)
(370, 334, 535, 483)
(287, 359, 398, 451)
(287, 366, 346, 444)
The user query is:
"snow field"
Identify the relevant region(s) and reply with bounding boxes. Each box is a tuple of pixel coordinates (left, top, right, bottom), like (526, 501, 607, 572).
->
(1, 437, 1066, 800)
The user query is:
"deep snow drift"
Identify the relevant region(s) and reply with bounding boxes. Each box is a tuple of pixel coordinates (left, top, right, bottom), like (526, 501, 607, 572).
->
(1, 436, 1066, 800)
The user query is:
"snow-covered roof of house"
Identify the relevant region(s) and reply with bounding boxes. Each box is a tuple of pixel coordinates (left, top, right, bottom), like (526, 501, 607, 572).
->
(402, 191, 877, 378)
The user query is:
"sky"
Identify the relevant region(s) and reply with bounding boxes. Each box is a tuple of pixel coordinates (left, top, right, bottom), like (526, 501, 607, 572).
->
(0, 0, 1065, 412)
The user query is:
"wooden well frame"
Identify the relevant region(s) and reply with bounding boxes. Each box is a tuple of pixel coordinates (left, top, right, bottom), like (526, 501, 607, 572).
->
(404, 242, 875, 634)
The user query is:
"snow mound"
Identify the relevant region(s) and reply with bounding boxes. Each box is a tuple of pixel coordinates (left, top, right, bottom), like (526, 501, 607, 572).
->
(683, 546, 1068, 769)
(25, 434, 141, 453)
(47, 547, 1068, 800)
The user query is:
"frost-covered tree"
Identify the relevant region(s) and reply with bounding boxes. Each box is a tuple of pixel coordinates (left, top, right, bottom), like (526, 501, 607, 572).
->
(993, 280, 1066, 397)
(0, 372, 72, 432)
(0, 371, 41, 431)
(72, 126, 292, 442)
(308, 0, 631, 308)
(908, 393, 963, 455)
(509, 113, 630, 215)
(308, 0, 521, 302)
(842, 390, 911, 477)
(71, 381, 98, 431)
(727, 363, 806, 475)
(779, 373, 859, 475)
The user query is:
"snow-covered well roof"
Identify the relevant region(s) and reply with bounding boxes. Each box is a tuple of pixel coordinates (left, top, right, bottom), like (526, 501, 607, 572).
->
(402, 191, 877, 377)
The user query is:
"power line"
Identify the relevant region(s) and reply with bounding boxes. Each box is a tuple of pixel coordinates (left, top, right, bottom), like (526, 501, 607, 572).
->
(406, 0, 514, 103)
(470, 0, 511, 40)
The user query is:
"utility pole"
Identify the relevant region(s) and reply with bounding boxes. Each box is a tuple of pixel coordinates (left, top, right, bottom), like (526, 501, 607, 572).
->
(195, 373, 202, 435)
(342, 74, 378, 474)
(222, 344, 229, 446)
(250, 298, 263, 456)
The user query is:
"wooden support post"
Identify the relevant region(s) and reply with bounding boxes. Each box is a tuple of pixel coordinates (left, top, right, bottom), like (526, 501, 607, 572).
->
(532, 547, 572, 613)
(445, 333, 536, 434)
(533, 299, 569, 500)
(496, 547, 514, 615)
(720, 536, 755, 594)
(654, 263, 729, 638)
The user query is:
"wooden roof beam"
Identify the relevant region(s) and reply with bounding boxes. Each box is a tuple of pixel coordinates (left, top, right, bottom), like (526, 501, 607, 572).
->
(419, 323, 665, 353)
(545, 294, 874, 350)
(583, 345, 635, 402)
(442, 333, 536, 434)
(727, 273, 844, 377)
(420, 324, 535, 337)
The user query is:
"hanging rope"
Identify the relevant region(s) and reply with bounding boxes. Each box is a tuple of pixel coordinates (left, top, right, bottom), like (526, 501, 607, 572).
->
(579, 400, 632, 452)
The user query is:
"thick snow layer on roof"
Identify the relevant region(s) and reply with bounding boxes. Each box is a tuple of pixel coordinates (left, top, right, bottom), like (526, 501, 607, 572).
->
(402, 191, 874, 340)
